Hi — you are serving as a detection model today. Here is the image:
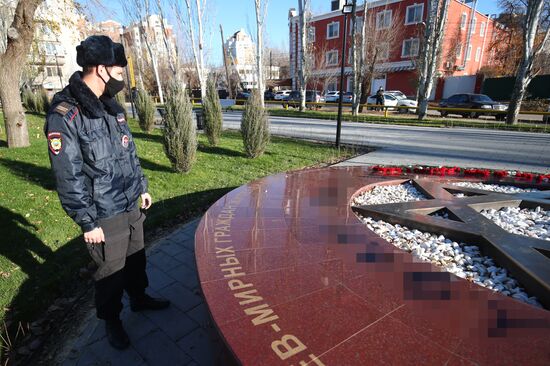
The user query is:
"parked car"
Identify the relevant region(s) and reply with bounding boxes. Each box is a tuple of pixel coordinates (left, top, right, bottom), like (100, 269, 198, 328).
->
(274, 90, 291, 101)
(264, 90, 276, 101)
(439, 93, 508, 120)
(385, 90, 408, 99)
(235, 91, 251, 105)
(217, 89, 229, 99)
(341, 92, 353, 104)
(366, 92, 418, 113)
(284, 90, 324, 109)
(324, 91, 339, 103)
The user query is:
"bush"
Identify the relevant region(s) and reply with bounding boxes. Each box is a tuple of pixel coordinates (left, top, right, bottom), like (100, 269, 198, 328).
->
(163, 83, 197, 173)
(115, 92, 128, 119)
(39, 88, 50, 114)
(240, 90, 270, 158)
(135, 89, 155, 132)
(22, 89, 35, 112)
(203, 78, 223, 146)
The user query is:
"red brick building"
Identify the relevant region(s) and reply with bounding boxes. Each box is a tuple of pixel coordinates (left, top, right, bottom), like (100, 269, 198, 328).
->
(289, 0, 501, 98)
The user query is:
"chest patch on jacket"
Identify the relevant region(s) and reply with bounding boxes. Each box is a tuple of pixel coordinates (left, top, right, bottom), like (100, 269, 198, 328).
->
(48, 132, 62, 155)
(121, 134, 129, 148)
(117, 114, 126, 124)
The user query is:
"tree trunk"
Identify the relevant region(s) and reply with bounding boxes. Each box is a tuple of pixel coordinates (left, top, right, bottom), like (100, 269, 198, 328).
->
(0, 68, 30, 147)
(352, 0, 367, 115)
(0, 0, 43, 148)
(506, 0, 546, 125)
(254, 0, 265, 107)
(417, 0, 449, 120)
(141, 17, 164, 104)
(297, 0, 308, 111)
(195, 0, 207, 99)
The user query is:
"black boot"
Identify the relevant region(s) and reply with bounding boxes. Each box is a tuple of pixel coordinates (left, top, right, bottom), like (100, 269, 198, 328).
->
(105, 319, 130, 350)
(130, 294, 170, 312)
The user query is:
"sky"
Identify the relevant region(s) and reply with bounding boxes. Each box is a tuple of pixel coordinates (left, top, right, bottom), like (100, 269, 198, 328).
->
(88, 0, 502, 67)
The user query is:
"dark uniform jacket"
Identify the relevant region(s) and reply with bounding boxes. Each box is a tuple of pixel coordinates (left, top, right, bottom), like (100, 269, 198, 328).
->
(44, 71, 148, 233)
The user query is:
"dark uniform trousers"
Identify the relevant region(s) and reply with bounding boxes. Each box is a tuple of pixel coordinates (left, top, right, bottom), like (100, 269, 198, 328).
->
(86, 208, 148, 320)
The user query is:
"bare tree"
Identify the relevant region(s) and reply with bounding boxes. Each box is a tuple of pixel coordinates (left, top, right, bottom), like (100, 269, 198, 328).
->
(121, 0, 165, 103)
(351, 0, 367, 115)
(155, 0, 177, 76)
(0, 0, 16, 54)
(296, 0, 310, 111)
(172, 0, 208, 98)
(253, 0, 269, 107)
(0, 0, 44, 148)
(506, 0, 550, 125)
(354, 6, 402, 113)
(417, 0, 450, 120)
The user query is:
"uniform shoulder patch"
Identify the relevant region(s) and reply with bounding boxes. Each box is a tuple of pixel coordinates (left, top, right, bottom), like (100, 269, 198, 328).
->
(53, 102, 79, 123)
(48, 132, 62, 155)
(53, 102, 73, 116)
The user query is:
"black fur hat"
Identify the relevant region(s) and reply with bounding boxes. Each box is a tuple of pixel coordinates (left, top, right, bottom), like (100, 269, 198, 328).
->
(76, 35, 116, 67)
(112, 43, 128, 67)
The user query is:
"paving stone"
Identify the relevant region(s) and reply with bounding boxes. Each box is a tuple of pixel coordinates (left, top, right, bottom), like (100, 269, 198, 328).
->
(119, 309, 158, 341)
(134, 329, 192, 365)
(84, 322, 105, 346)
(176, 328, 223, 366)
(145, 263, 177, 291)
(159, 239, 188, 256)
(147, 251, 183, 272)
(142, 305, 198, 341)
(167, 229, 193, 244)
(180, 238, 196, 253)
(88, 338, 146, 366)
(166, 263, 200, 290)
(157, 282, 203, 313)
(61, 348, 100, 366)
(172, 247, 196, 267)
(186, 303, 213, 330)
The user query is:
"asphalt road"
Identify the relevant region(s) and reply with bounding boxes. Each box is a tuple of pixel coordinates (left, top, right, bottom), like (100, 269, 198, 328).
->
(222, 111, 550, 174)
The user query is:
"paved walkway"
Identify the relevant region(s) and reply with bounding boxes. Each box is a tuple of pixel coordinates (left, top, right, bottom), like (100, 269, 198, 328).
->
(58, 218, 236, 366)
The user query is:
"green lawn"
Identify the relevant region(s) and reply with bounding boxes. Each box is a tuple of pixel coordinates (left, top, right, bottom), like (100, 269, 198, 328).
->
(227, 105, 550, 133)
(0, 111, 352, 333)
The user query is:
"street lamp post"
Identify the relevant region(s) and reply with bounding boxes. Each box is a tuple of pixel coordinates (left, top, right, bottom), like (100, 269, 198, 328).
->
(336, 0, 354, 148)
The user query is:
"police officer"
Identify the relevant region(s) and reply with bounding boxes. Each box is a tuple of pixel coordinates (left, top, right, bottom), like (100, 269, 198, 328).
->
(375, 86, 385, 111)
(45, 35, 169, 350)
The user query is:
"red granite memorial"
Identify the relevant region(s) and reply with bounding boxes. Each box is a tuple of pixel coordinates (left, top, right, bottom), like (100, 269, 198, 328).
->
(194, 166, 550, 365)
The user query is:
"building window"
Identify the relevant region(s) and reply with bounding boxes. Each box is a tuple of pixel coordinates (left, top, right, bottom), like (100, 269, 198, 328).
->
(466, 44, 472, 60)
(378, 42, 390, 60)
(46, 66, 61, 77)
(327, 21, 339, 39)
(308, 26, 315, 42)
(456, 44, 462, 59)
(326, 50, 339, 66)
(460, 13, 467, 30)
(401, 38, 419, 58)
(348, 47, 353, 64)
(405, 3, 424, 25)
(376, 10, 392, 29)
(44, 42, 57, 55)
(475, 46, 482, 62)
(471, 17, 477, 34)
(326, 81, 337, 92)
(480, 22, 486, 37)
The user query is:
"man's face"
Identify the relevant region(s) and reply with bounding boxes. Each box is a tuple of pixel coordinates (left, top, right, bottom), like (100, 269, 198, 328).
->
(97, 65, 124, 82)
(95, 65, 124, 96)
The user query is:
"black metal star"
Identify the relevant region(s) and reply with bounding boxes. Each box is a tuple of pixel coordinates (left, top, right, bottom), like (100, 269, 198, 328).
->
(352, 178, 550, 309)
